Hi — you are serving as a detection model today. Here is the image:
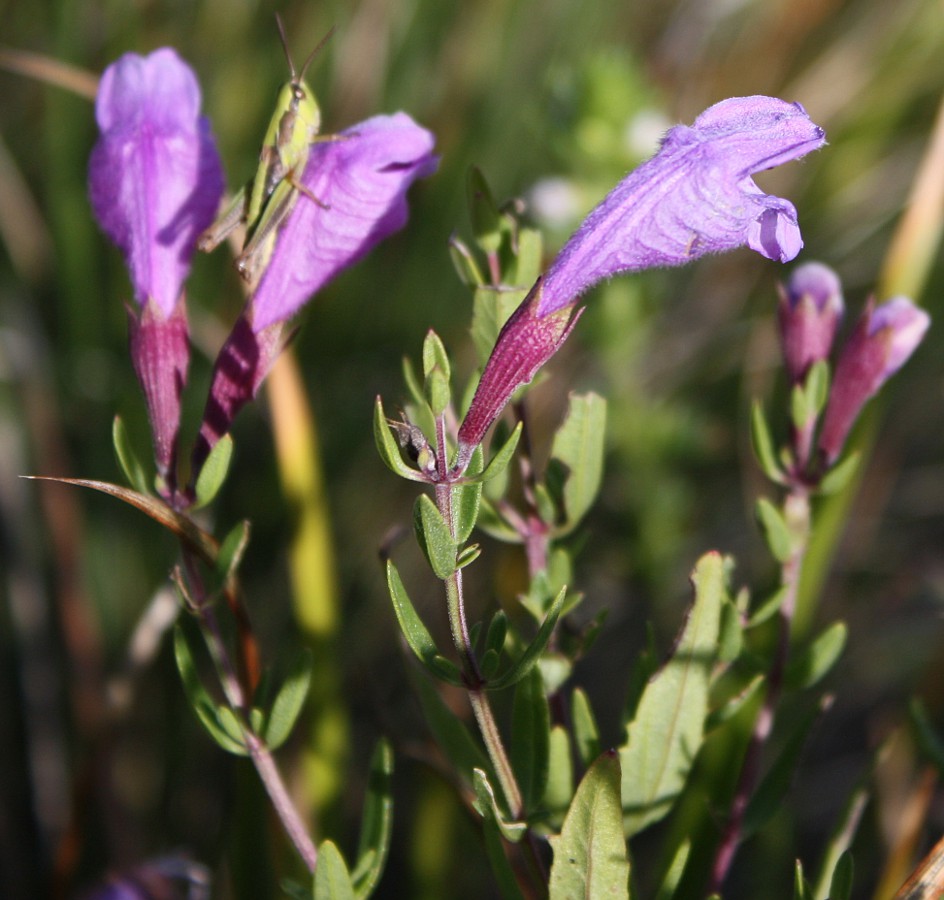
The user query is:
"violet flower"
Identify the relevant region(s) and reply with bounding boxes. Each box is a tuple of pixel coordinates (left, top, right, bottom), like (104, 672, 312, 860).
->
(456, 96, 825, 467)
(190, 113, 437, 481)
(89, 49, 223, 493)
(778, 262, 844, 383)
(818, 298, 929, 464)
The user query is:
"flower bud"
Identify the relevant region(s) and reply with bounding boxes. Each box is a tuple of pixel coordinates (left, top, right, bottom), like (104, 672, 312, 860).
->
(778, 262, 844, 382)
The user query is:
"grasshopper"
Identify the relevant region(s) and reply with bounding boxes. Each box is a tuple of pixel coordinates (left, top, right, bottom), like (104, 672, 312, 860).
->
(198, 15, 344, 284)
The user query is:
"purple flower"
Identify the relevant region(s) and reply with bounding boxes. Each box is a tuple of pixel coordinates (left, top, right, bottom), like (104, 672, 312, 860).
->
(818, 297, 929, 464)
(456, 96, 824, 466)
(89, 49, 223, 497)
(189, 113, 437, 484)
(538, 96, 826, 315)
(778, 262, 844, 383)
(89, 49, 224, 317)
(249, 112, 438, 331)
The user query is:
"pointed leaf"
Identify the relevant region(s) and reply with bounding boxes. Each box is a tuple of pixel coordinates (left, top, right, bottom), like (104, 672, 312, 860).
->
(472, 770, 527, 900)
(706, 674, 765, 733)
(386, 561, 463, 685)
(750, 401, 786, 485)
(468, 166, 503, 254)
(548, 751, 630, 900)
(827, 850, 854, 900)
(448, 234, 486, 287)
(473, 768, 527, 843)
(747, 586, 787, 628)
(471, 422, 523, 484)
(351, 739, 394, 899)
(549, 393, 607, 534)
(656, 839, 691, 900)
(756, 497, 792, 564)
(112, 415, 152, 496)
(805, 359, 830, 419)
(313, 840, 355, 900)
(470, 284, 529, 367)
(413, 494, 458, 580)
(785, 621, 847, 690)
(572, 688, 602, 769)
(544, 725, 574, 821)
(215, 519, 251, 587)
(793, 860, 814, 900)
(373, 397, 430, 483)
(620, 553, 724, 835)
(717, 597, 743, 664)
(512, 666, 550, 815)
(818, 451, 860, 495)
(422, 330, 451, 382)
(193, 433, 233, 510)
(452, 446, 483, 544)
(488, 586, 566, 691)
(263, 649, 313, 750)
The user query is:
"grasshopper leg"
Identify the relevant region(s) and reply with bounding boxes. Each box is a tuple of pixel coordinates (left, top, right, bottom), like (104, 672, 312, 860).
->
(197, 185, 249, 253)
(235, 178, 300, 283)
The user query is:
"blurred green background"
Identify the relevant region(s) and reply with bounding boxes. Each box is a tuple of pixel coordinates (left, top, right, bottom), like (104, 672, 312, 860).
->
(1, 0, 943, 897)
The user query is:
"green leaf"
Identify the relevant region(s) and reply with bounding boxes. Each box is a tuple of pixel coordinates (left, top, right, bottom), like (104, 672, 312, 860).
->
(313, 840, 355, 900)
(470, 284, 529, 367)
(818, 451, 860, 495)
(263, 649, 313, 750)
(112, 415, 151, 496)
(456, 544, 482, 569)
(706, 675, 765, 733)
(785, 621, 847, 690)
(717, 597, 743, 664)
(620, 553, 724, 836)
(548, 393, 607, 535)
(173, 625, 248, 756)
(422, 330, 451, 383)
(373, 397, 430, 483)
(572, 687, 602, 768)
(476, 497, 523, 543)
(747, 586, 787, 628)
(425, 367, 451, 417)
(448, 234, 486, 287)
(215, 520, 251, 586)
(488, 586, 567, 691)
(485, 611, 509, 657)
(413, 494, 458, 580)
(655, 839, 691, 900)
(544, 725, 574, 821)
(743, 696, 828, 837)
(792, 860, 815, 900)
(411, 668, 490, 785)
(473, 768, 527, 843)
(467, 165, 503, 255)
(910, 697, 944, 774)
(791, 382, 811, 432)
(805, 359, 830, 418)
(549, 751, 630, 900)
(472, 770, 527, 900)
(756, 497, 792, 563)
(385, 561, 463, 685)
(506, 226, 543, 287)
(351, 739, 394, 899)
(475, 422, 523, 484)
(192, 433, 233, 510)
(827, 850, 854, 900)
(750, 401, 786, 484)
(452, 446, 483, 544)
(512, 666, 550, 815)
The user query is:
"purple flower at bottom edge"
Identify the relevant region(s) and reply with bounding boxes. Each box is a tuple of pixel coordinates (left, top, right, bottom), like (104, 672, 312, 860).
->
(89, 48, 224, 318)
(818, 297, 930, 464)
(539, 96, 826, 315)
(249, 112, 438, 331)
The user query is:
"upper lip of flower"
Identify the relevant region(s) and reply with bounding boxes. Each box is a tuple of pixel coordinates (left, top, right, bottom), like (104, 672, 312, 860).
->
(742, 126, 827, 175)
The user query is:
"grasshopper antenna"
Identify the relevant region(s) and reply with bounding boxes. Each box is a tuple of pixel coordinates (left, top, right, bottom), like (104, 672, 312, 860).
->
(275, 13, 336, 85)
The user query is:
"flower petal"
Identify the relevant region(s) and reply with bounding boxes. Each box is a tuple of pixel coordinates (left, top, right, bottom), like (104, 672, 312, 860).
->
(249, 112, 438, 331)
(89, 49, 223, 318)
(538, 96, 825, 314)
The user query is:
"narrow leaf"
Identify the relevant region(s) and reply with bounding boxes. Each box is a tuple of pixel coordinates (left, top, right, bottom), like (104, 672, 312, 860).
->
(818, 451, 860, 495)
(351, 740, 394, 899)
(620, 553, 724, 836)
(263, 649, 313, 750)
(476, 422, 523, 484)
(747, 586, 787, 628)
(827, 850, 854, 900)
(373, 397, 429, 483)
(544, 725, 574, 822)
(473, 768, 527, 843)
(413, 494, 458, 580)
(467, 165, 503, 254)
(750, 401, 786, 484)
(706, 674, 765, 733)
(192, 433, 233, 510)
(451, 446, 483, 544)
(386, 561, 463, 685)
(572, 687, 602, 768)
(756, 497, 792, 564)
(422, 330, 451, 382)
(488, 586, 566, 691)
(313, 840, 355, 900)
(548, 751, 630, 900)
(112, 415, 151, 496)
(785, 621, 847, 690)
(448, 234, 486, 287)
(511, 666, 550, 815)
(472, 770, 527, 900)
(549, 393, 607, 534)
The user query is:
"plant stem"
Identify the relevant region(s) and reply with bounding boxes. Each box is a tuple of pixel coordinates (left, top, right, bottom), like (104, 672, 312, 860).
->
(710, 487, 810, 891)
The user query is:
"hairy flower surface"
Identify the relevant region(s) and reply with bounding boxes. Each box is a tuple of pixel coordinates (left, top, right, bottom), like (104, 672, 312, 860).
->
(456, 96, 825, 463)
(539, 96, 826, 315)
(778, 261, 844, 383)
(89, 49, 223, 317)
(249, 113, 438, 331)
(819, 297, 929, 463)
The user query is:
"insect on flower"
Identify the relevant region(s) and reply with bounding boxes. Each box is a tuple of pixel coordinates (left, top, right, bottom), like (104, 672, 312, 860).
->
(198, 14, 348, 284)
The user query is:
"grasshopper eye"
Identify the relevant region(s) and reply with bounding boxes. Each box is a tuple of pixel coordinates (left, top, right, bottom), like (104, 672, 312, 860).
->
(292, 85, 306, 100)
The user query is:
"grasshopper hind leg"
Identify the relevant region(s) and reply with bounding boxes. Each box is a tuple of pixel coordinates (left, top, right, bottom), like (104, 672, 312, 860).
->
(197, 185, 249, 253)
